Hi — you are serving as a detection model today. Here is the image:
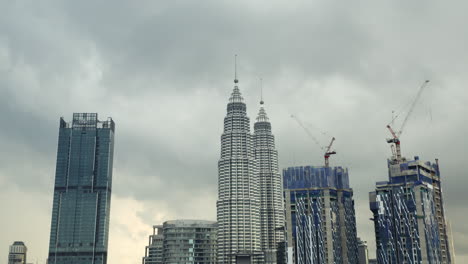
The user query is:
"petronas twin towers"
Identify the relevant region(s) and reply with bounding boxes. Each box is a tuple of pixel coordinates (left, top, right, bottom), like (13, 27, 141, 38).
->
(217, 72, 284, 264)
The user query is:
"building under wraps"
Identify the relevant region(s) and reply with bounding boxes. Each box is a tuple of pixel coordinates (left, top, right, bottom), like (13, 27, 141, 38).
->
(283, 166, 359, 264)
(369, 156, 453, 264)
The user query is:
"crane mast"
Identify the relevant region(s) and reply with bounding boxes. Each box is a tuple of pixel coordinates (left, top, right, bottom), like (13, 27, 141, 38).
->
(386, 125, 401, 161)
(386, 80, 429, 162)
(398, 80, 430, 136)
(324, 137, 336, 167)
(291, 115, 323, 150)
(291, 115, 336, 167)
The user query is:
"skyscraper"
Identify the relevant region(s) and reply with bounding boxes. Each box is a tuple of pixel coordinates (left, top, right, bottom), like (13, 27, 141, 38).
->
(370, 156, 453, 263)
(47, 113, 115, 264)
(283, 166, 359, 264)
(253, 99, 285, 263)
(8, 241, 27, 264)
(217, 72, 262, 264)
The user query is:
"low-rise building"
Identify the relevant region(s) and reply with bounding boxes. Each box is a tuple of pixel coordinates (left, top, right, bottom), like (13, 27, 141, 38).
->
(357, 237, 369, 264)
(142, 220, 217, 264)
(8, 241, 27, 264)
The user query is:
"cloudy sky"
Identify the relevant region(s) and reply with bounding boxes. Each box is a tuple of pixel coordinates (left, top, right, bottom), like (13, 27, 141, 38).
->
(1, 0, 467, 263)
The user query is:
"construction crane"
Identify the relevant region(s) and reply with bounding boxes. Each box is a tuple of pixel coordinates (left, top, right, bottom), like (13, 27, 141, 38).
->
(291, 115, 322, 149)
(386, 124, 401, 161)
(324, 137, 336, 167)
(386, 80, 430, 162)
(291, 115, 336, 167)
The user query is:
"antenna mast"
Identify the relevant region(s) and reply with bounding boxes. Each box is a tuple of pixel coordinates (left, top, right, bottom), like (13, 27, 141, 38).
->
(234, 54, 238, 84)
(260, 78, 264, 105)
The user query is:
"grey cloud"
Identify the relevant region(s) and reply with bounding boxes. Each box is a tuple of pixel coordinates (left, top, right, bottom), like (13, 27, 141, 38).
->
(1, 0, 468, 262)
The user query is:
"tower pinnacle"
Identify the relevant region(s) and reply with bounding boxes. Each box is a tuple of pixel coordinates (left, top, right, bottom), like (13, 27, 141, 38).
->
(219, 60, 262, 263)
(260, 78, 264, 105)
(256, 78, 269, 122)
(234, 54, 238, 84)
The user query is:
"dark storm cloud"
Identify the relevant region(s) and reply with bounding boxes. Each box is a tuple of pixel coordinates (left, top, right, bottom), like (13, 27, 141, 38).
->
(1, 0, 468, 262)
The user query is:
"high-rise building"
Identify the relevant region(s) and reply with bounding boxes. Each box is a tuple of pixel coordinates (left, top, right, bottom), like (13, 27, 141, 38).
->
(8, 241, 27, 264)
(253, 100, 285, 263)
(370, 156, 453, 264)
(47, 113, 115, 264)
(217, 73, 262, 264)
(283, 166, 359, 264)
(142, 220, 217, 264)
(357, 238, 369, 264)
(142, 225, 164, 264)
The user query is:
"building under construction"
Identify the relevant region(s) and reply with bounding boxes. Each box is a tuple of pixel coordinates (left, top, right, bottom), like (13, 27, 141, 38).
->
(369, 156, 453, 263)
(283, 166, 359, 264)
(370, 80, 453, 263)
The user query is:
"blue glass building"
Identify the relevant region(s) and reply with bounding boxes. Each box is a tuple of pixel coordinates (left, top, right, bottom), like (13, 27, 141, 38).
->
(369, 156, 452, 264)
(283, 166, 359, 264)
(47, 113, 115, 264)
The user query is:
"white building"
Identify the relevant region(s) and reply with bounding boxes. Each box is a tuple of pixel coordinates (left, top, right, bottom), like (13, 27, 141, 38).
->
(254, 101, 285, 263)
(8, 241, 27, 264)
(142, 225, 163, 264)
(217, 76, 262, 264)
(142, 220, 217, 264)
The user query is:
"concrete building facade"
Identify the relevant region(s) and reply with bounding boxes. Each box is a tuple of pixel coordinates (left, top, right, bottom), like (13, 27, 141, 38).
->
(142, 220, 217, 264)
(357, 238, 369, 264)
(8, 241, 27, 264)
(142, 225, 164, 264)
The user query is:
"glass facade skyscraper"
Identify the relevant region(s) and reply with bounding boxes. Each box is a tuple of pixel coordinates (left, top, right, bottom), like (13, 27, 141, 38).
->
(47, 113, 115, 264)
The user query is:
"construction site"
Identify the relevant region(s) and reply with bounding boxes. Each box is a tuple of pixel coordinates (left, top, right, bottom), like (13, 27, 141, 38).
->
(368, 80, 455, 264)
(284, 80, 455, 264)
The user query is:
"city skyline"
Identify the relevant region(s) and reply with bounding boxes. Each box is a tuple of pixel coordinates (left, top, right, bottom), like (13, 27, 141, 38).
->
(1, 1, 468, 263)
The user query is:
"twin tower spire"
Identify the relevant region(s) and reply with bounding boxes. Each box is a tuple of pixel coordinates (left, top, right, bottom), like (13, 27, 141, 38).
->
(231, 55, 267, 116)
(218, 56, 283, 264)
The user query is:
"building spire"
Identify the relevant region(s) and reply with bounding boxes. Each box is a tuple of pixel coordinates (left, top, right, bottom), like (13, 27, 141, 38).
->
(234, 54, 238, 84)
(256, 78, 269, 122)
(229, 55, 243, 103)
(260, 77, 264, 105)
